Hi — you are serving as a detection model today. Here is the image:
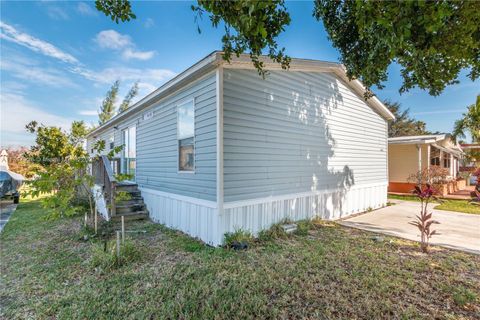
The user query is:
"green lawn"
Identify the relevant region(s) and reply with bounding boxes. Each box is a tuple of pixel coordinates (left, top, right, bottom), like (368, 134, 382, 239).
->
(388, 194, 480, 215)
(1, 198, 479, 319)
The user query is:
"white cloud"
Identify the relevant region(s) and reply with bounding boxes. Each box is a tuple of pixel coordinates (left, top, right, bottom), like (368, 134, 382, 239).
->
(71, 66, 176, 85)
(1, 57, 77, 88)
(77, 2, 98, 17)
(46, 6, 69, 20)
(0, 21, 78, 64)
(144, 18, 155, 29)
(0, 91, 73, 147)
(78, 109, 98, 116)
(94, 29, 156, 61)
(94, 30, 132, 50)
(122, 48, 155, 61)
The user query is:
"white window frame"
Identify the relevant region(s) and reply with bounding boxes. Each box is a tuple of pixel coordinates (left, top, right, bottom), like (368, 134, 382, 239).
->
(177, 98, 196, 173)
(121, 125, 137, 181)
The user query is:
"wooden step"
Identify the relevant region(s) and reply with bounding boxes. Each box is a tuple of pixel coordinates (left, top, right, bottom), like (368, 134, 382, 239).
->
(111, 211, 149, 221)
(116, 184, 139, 192)
(115, 204, 146, 214)
(115, 199, 145, 206)
(116, 190, 142, 197)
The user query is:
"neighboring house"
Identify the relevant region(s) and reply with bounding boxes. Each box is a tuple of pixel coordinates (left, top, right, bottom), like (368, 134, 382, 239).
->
(388, 134, 464, 194)
(86, 52, 395, 245)
(460, 143, 480, 168)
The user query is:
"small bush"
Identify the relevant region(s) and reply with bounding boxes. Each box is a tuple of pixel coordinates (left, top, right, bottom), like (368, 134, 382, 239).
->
(258, 223, 288, 242)
(90, 239, 143, 271)
(295, 220, 314, 236)
(224, 229, 254, 249)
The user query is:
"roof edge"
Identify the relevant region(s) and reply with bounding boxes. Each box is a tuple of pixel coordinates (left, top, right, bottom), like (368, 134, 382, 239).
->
(88, 51, 395, 137)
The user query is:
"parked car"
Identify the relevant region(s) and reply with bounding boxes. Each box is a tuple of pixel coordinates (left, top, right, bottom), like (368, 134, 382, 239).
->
(0, 169, 24, 204)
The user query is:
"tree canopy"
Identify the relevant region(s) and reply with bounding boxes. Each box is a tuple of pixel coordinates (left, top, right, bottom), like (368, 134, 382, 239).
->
(452, 94, 480, 143)
(25, 121, 87, 167)
(385, 101, 431, 138)
(119, 81, 139, 112)
(98, 80, 120, 125)
(94, 0, 480, 95)
(98, 80, 139, 124)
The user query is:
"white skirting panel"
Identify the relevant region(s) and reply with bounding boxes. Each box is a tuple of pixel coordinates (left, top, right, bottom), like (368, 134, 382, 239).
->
(139, 188, 221, 246)
(138, 183, 387, 246)
(221, 182, 388, 236)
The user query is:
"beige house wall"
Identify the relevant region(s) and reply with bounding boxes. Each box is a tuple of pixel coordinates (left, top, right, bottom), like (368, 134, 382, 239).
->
(388, 144, 428, 183)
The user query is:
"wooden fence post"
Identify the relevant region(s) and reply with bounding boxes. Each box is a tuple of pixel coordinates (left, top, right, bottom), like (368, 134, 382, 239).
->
(94, 204, 98, 234)
(121, 216, 125, 244)
(116, 231, 121, 258)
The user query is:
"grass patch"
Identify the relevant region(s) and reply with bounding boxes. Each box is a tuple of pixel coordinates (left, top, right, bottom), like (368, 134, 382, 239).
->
(388, 194, 480, 215)
(1, 198, 479, 319)
(388, 194, 425, 202)
(224, 229, 254, 248)
(90, 239, 144, 272)
(435, 200, 480, 215)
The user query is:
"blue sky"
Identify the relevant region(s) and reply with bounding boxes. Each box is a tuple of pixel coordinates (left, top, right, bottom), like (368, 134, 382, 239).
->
(1, 1, 478, 147)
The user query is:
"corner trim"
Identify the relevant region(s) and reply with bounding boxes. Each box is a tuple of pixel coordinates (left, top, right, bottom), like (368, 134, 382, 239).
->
(216, 67, 224, 215)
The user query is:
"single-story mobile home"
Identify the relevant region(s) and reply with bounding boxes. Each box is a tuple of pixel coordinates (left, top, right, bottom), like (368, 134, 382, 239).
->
(87, 52, 395, 245)
(388, 134, 464, 195)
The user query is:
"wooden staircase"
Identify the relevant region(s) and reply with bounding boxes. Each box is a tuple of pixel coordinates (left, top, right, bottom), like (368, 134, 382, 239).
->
(92, 155, 149, 221)
(112, 182, 149, 221)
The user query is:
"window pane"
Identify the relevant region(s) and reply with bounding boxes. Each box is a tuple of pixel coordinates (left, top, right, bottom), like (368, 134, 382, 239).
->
(179, 139, 194, 171)
(128, 126, 136, 158)
(178, 100, 194, 140)
(123, 130, 129, 157)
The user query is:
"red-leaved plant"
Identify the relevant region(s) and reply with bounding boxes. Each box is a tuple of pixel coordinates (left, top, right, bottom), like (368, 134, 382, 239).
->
(409, 184, 440, 253)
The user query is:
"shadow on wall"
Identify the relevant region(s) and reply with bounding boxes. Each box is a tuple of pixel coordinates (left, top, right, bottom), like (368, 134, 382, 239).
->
(278, 71, 355, 219)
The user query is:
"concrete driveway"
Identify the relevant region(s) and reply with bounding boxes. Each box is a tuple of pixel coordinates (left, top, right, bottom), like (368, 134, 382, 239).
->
(340, 200, 480, 254)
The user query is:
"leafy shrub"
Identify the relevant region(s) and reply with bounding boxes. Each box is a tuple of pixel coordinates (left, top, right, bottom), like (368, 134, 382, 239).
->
(224, 229, 254, 249)
(409, 184, 440, 253)
(114, 173, 134, 182)
(90, 239, 143, 271)
(294, 220, 314, 236)
(407, 166, 449, 194)
(115, 191, 132, 202)
(258, 222, 288, 241)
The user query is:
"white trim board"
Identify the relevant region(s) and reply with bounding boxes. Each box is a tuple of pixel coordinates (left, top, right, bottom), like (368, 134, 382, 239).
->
(138, 187, 217, 209)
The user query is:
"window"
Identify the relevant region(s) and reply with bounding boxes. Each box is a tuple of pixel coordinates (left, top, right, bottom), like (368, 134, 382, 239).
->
(178, 100, 195, 172)
(444, 158, 451, 168)
(109, 135, 114, 150)
(122, 126, 136, 180)
(430, 157, 440, 166)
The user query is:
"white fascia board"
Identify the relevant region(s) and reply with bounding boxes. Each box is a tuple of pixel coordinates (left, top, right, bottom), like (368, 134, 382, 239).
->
(389, 139, 437, 145)
(87, 51, 220, 138)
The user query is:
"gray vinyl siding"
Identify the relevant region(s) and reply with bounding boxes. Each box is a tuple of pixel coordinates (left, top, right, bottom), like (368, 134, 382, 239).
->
(87, 127, 115, 156)
(88, 72, 217, 201)
(223, 69, 388, 202)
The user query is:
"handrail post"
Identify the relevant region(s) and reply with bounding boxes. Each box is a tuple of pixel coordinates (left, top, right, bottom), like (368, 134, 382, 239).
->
(111, 181, 116, 217)
(92, 155, 117, 219)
